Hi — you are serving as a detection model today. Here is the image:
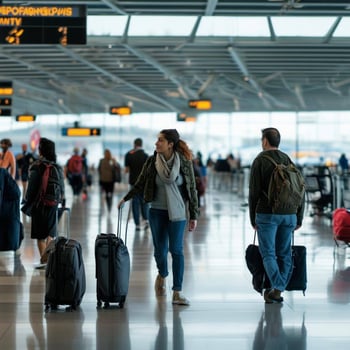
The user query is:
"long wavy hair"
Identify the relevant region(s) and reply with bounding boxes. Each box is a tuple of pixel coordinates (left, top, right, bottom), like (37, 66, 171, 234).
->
(160, 129, 192, 160)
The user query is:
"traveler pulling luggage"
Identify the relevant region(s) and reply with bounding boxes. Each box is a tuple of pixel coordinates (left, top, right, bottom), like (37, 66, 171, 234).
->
(45, 207, 86, 311)
(95, 207, 130, 308)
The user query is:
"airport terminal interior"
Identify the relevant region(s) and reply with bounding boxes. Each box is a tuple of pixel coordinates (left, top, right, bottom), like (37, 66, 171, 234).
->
(2, 1, 350, 349)
(1, 169, 350, 350)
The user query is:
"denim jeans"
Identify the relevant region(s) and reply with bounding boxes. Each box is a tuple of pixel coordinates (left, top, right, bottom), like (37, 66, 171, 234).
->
(132, 192, 149, 226)
(149, 208, 186, 291)
(256, 213, 296, 292)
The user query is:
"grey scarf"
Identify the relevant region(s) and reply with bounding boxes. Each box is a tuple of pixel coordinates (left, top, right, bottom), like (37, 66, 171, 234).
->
(155, 152, 186, 221)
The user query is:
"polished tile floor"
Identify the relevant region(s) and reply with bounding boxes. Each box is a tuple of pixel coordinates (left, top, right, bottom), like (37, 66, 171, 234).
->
(1, 174, 350, 350)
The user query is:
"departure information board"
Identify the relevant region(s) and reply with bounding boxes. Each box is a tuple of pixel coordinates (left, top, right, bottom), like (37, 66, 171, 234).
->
(0, 5, 86, 44)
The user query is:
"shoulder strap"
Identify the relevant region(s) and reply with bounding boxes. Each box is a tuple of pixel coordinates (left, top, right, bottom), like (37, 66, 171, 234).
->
(262, 154, 278, 166)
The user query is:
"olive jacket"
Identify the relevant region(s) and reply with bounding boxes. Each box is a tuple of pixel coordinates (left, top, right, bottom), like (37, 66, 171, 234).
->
(123, 152, 199, 220)
(249, 149, 305, 227)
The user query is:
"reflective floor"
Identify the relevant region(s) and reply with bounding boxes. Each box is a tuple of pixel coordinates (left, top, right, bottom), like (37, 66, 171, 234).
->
(1, 175, 350, 350)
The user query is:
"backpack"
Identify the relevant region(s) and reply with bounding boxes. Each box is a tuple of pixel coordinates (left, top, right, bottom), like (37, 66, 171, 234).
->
(39, 161, 63, 207)
(68, 155, 83, 175)
(263, 155, 305, 213)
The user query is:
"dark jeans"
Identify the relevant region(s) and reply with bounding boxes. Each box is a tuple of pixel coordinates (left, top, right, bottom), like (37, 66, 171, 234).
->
(256, 213, 296, 292)
(149, 208, 186, 291)
(100, 181, 114, 211)
(132, 192, 149, 226)
(68, 174, 83, 195)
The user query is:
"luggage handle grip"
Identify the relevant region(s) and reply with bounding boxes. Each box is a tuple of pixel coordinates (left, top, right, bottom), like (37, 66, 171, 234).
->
(117, 205, 130, 245)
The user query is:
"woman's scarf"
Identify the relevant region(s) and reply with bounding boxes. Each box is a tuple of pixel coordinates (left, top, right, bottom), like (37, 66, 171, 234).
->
(155, 152, 186, 221)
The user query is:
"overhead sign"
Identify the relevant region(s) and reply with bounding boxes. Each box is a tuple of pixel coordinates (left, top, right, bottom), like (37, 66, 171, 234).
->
(177, 113, 197, 122)
(0, 5, 86, 45)
(0, 81, 13, 95)
(188, 99, 212, 110)
(0, 108, 11, 116)
(16, 114, 36, 122)
(0, 98, 11, 106)
(61, 127, 101, 137)
(109, 106, 132, 115)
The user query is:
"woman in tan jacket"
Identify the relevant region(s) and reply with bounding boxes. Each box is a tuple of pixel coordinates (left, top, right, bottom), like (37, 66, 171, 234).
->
(98, 149, 120, 212)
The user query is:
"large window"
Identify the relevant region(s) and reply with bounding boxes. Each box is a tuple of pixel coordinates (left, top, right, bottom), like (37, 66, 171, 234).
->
(2, 111, 348, 168)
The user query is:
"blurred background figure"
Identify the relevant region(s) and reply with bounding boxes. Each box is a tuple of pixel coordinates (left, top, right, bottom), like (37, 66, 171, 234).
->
(124, 138, 149, 230)
(0, 138, 16, 179)
(338, 153, 349, 175)
(81, 148, 90, 200)
(16, 144, 37, 203)
(98, 149, 120, 212)
(65, 147, 84, 197)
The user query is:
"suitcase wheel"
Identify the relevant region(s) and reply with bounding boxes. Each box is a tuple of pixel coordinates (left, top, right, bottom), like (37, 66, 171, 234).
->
(119, 302, 124, 308)
(103, 302, 110, 309)
(97, 300, 102, 308)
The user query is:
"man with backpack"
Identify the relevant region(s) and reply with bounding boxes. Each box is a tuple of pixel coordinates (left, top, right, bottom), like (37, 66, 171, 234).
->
(65, 147, 84, 196)
(248, 127, 305, 304)
(21, 138, 65, 268)
(124, 138, 149, 230)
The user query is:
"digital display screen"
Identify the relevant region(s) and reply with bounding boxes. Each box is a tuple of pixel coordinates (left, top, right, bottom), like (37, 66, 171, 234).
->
(61, 127, 101, 137)
(0, 5, 86, 45)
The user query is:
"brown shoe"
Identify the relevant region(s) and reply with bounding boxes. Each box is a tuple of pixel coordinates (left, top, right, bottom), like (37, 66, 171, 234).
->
(155, 274, 166, 296)
(264, 288, 283, 304)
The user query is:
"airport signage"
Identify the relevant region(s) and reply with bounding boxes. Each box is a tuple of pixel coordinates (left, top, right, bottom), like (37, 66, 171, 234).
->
(0, 5, 86, 45)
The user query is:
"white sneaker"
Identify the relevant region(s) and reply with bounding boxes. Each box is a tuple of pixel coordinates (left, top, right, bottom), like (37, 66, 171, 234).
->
(172, 291, 190, 306)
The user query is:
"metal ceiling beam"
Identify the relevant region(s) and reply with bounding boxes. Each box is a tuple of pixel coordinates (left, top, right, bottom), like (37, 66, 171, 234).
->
(227, 45, 271, 108)
(100, 0, 127, 15)
(122, 44, 198, 100)
(323, 17, 342, 44)
(57, 45, 180, 112)
(205, 0, 219, 16)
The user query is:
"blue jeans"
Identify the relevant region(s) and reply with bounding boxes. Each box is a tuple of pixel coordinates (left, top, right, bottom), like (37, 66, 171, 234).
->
(256, 213, 296, 292)
(149, 208, 186, 291)
(132, 192, 149, 226)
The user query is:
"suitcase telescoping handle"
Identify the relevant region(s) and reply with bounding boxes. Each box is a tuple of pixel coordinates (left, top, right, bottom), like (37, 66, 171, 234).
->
(117, 205, 130, 245)
(56, 206, 70, 239)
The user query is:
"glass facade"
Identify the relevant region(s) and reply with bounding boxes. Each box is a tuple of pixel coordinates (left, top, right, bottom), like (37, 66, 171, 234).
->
(1, 110, 348, 169)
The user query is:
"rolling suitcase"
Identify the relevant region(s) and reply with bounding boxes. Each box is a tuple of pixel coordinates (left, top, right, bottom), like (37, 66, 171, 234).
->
(285, 244, 307, 295)
(95, 207, 130, 308)
(45, 207, 86, 311)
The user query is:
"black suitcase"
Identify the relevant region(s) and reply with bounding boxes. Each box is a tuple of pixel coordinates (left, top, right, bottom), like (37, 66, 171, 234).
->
(45, 208, 86, 311)
(246, 231, 307, 295)
(286, 245, 307, 295)
(95, 208, 130, 308)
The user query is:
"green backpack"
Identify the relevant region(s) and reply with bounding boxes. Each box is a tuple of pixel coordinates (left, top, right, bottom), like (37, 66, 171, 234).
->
(263, 155, 305, 213)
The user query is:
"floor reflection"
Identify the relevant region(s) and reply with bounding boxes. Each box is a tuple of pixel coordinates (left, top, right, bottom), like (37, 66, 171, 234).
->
(253, 304, 307, 350)
(154, 301, 185, 350)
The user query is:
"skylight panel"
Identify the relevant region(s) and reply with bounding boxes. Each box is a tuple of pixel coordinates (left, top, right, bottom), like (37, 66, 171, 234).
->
(271, 17, 336, 37)
(196, 16, 270, 37)
(333, 17, 350, 37)
(87, 16, 128, 36)
(128, 16, 197, 36)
